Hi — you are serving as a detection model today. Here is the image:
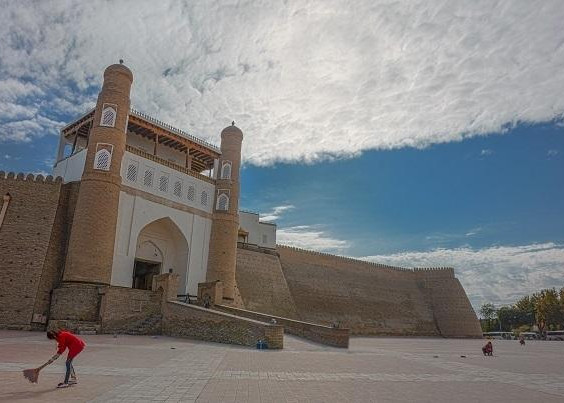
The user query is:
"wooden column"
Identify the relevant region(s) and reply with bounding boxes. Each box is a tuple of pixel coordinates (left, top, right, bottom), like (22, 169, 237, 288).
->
(153, 133, 158, 156)
(186, 151, 192, 170)
(70, 133, 79, 155)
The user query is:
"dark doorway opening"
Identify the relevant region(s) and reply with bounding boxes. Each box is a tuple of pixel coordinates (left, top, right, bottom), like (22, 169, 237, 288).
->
(132, 259, 161, 290)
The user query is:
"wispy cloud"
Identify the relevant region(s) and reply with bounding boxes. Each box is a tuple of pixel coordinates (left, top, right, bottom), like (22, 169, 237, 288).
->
(465, 227, 482, 237)
(360, 243, 564, 310)
(1, 1, 563, 165)
(277, 225, 349, 253)
(259, 205, 295, 222)
(480, 149, 493, 157)
(547, 149, 559, 158)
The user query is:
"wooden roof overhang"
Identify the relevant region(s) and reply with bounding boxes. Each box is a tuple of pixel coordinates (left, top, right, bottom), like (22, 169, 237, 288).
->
(59, 108, 221, 174)
(61, 109, 95, 141)
(127, 112, 220, 173)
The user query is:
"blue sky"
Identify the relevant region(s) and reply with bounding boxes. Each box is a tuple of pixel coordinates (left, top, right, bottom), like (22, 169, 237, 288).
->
(241, 122, 564, 256)
(1, 0, 563, 309)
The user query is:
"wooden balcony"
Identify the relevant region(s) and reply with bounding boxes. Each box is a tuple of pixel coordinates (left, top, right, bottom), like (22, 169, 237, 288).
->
(125, 145, 215, 185)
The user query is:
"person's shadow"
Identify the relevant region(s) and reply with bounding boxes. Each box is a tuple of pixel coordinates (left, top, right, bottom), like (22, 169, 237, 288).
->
(0, 387, 57, 401)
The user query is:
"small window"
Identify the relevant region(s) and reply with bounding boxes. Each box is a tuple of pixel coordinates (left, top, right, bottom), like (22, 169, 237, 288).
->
(221, 161, 232, 179)
(159, 175, 169, 192)
(262, 234, 268, 244)
(143, 169, 154, 187)
(217, 194, 229, 211)
(173, 180, 182, 198)
(100, 104, 117, 127)
(187, 185, 195, 201)
(94, 148, 112, 171)
(126, 162, 138, 182)
(201, 191, 208, 206)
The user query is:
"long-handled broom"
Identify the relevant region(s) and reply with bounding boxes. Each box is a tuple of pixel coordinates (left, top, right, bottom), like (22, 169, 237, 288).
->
(23, 355, 58, 383)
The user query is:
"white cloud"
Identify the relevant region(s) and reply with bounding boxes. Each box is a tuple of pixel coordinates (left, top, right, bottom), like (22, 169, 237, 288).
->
(259, 204, 295, 222)
(277, 225, 349, 253)
(547, 149, 559, 157)
(31, 170, 50, 177)
(360, 243, 564, 310)
(464, 227, 483, 237)
(1, 1, 564, 165)
(480, 149, 493, 156)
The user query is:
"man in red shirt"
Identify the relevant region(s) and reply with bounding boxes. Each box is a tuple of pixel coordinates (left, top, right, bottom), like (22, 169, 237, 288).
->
(42, 330, 86, 388)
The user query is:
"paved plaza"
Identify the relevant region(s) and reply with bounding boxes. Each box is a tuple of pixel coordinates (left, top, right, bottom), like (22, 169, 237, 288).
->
(0, 330, 563, 402)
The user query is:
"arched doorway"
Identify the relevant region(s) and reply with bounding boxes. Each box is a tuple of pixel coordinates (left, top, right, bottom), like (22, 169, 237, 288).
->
(133, 217, 189, 294)
(132, 241, 163, 290)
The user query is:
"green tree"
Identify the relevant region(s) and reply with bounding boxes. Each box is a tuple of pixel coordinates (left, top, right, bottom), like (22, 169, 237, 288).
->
(515, 295, 534, 313)
(479, 303, 497, 332)
(497, 306, 531, 331)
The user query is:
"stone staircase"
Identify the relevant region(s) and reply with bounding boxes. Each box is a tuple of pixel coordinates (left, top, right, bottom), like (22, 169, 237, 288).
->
(48, 319, 101, 335)
(120, 315, 163, 335)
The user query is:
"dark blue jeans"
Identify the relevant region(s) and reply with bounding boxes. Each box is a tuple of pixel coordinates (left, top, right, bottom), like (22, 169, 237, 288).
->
(64, 358, 76, 384)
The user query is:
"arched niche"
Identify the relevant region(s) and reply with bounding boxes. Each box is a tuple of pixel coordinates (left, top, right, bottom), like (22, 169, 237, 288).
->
(133, 217, 189, 294)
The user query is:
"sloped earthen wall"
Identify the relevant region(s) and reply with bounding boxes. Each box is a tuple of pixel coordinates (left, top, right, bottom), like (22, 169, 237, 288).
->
(236, 246, 299, 319)
(276, 246, 440, 335)
(414, 270, 483, 337)
(237, 246, 481, 337)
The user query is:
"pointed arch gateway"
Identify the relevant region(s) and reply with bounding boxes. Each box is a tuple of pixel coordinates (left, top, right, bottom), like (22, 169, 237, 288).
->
(133, 217, 189, 294)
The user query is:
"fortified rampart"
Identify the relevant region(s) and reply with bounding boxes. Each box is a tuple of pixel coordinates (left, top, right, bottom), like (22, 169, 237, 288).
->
(235, 245, 482, 338)
(0, 172, 78, 330)
(236, 246, 299, 319)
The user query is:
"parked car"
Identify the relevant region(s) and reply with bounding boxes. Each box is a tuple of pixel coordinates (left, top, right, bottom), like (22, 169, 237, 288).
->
(546, 330, 564, 341)
(483, 332, 514, 340)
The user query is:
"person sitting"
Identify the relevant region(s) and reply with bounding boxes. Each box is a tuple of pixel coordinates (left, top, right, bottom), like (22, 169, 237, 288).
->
(482, 341, 493, 356)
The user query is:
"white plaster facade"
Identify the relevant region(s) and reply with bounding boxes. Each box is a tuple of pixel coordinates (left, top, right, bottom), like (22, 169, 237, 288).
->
(52, 144, 215, 297)
(111, 191, 212, 296)
(52, 149, 87, 183)
(121, 151, 214, 214)
(239, 211, 277, 249)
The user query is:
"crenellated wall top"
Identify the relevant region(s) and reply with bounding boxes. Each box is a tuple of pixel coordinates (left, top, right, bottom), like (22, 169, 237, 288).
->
(276, 244, 455, 276)
(0, 171, 63, 184)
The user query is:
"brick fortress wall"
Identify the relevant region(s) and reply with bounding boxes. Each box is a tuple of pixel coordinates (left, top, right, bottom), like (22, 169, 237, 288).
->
(0, 172, 78, 329)
(99, 287, 163, 335)
(413, 269, 483, 337)
(235, 245, 481, 337)
(235, 246, 299, 319)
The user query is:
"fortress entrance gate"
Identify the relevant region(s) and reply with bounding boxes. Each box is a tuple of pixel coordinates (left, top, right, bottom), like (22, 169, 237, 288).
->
(133, 217, 189, 294)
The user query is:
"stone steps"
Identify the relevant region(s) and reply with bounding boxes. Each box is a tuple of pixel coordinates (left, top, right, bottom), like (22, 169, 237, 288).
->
(48, 319, 101, 334)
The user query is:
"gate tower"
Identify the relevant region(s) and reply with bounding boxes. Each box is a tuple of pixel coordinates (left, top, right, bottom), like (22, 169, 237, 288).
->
(63, 63, 133, 284)
(206, 123, 243, 301)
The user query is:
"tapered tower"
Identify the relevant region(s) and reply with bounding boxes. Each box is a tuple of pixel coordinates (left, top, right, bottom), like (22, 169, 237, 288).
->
(63, 63, 133, 284)
(206, 123, 243, 301)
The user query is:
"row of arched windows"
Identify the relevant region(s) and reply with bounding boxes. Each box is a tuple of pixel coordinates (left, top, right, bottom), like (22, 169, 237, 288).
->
(124, 160, 209, 208)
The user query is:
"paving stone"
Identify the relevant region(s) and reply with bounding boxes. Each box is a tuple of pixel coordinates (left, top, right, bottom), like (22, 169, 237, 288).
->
(1, 331, 563, 402)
